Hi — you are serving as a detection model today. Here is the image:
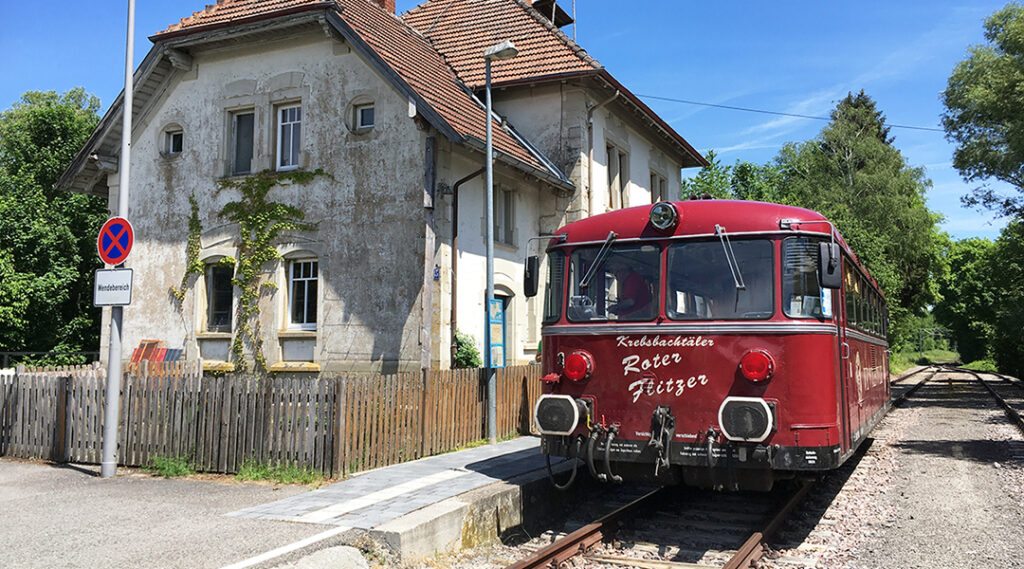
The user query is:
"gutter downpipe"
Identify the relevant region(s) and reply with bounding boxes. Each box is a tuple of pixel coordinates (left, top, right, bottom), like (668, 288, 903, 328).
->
(586, 90, 620, 217)
(450, 167, 485, 366)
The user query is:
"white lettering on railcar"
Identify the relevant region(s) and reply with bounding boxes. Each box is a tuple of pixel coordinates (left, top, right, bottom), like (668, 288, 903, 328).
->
(626, 375, 709, 404)
(616, 335, 715, 349)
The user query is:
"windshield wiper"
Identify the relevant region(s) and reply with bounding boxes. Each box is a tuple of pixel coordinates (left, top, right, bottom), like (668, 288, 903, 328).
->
(579, 231, 617, 290)
(715, 224, 746, 291)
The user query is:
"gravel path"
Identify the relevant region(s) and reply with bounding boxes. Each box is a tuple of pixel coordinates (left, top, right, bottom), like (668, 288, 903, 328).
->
(763, 370, 1024, 569)
(851, 372, 1024, 568)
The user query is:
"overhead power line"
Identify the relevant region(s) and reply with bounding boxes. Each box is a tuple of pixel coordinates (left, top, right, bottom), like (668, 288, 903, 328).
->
(637, 94, 945, 133)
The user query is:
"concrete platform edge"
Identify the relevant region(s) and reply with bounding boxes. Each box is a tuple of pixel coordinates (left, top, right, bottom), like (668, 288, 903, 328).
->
(369, 463, 567, 562)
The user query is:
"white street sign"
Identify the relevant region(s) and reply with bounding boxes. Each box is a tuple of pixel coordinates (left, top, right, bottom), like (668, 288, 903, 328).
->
(94, 268, 133, 306)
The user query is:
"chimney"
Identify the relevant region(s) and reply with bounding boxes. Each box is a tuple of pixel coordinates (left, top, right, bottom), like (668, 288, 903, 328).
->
(371, 0, 396, 12)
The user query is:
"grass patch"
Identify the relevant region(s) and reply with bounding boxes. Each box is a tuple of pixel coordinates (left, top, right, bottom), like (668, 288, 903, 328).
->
(890, 349, 961, 374)
(962, 359, 998, 372)
(235, 459, 326, 486)
(145, 455, 196, 477)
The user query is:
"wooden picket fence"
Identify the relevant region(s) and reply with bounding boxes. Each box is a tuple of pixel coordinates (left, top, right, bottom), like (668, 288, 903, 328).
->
(0, 362, 543, 476)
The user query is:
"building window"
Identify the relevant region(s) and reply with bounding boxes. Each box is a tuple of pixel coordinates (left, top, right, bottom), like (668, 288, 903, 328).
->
(289, 260, 318, 330)
(355, 104, 375, 130)
(650, 171, 667, 202)
(494, 188, 515, 246)
(231, 110, 255, 175)
(166, 129, 183, 155)
(607, 145, 628, 209)
(277, 105, 302, 171)
(206, 265, 234, 332)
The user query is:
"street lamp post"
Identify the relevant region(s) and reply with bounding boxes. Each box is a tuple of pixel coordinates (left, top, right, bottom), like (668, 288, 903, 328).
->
(483, 40, 518, 444)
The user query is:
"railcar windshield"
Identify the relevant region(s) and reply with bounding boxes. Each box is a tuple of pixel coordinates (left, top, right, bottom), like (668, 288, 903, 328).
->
(567, 244, 660, 322)
(782, 237, 829, 319)
(666, 239, 774, 320)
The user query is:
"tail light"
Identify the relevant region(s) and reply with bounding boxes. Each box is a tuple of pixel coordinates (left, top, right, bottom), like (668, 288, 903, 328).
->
(564, 350, 594, 382)
(739, 349, 774, 383)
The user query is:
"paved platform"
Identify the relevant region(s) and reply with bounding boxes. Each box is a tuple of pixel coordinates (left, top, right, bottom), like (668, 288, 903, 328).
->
(227, 436, 564, 562)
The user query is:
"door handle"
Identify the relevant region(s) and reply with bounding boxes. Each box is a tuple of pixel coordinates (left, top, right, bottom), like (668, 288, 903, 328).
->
(841, 342, 850, 360)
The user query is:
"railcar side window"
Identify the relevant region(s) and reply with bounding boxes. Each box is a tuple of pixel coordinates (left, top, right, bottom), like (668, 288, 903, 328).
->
(568, 245, 660, 322)
(543, 251, 565, 322)
(782, 237, 829, 319)
(666, 239, 773, 320)
(844, 260, 857, 328)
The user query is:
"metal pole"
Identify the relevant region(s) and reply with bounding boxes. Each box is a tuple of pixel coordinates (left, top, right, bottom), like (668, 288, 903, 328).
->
(484, 57, 497, 444)
(101, 0, 134, 478)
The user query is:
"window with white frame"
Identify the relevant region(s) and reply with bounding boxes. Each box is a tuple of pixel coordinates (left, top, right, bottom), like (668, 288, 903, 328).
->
(650, 171, 668, 203)
(355, 103, 374, 130)
(288, 260, 318, 330)
(494, 187, 515, 246)
(277, 105, 302, 171)
(165, 128, 183, 155)
(231, 110, 255, 175)
(206, 264, 234, 332)
(607, 145, 628, 209)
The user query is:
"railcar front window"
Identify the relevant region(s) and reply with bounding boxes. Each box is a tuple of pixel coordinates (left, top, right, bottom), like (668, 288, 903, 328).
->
(568, 245, 660, 322)
(543, 251, 565, 322)
(782, 237, 829, 319)
(666, 239, 773, 320)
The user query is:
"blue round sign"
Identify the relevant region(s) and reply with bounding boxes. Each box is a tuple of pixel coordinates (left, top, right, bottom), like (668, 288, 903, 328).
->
(97, 217, 134, 265)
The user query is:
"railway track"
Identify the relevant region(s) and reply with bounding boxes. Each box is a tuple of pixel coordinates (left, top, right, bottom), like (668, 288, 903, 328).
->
(957, 367, 1024, 437)
(506, 479, 818, 569)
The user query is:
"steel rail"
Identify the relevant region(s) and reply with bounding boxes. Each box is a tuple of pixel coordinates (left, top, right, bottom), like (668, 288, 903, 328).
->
(890, 365, 934, 384)
(721, 480, 814, 569)
(892, 367, 940, 406)
(959, 368, 1024, 437)
(504, 487, 664, 569)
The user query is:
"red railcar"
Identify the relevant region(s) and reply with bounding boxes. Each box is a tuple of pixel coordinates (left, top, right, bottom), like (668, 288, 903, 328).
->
(526, 199, 890, 491)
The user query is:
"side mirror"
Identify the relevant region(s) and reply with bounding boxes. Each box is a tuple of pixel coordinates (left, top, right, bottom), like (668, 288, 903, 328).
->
(819, 242, 841, 289)
(524, 255, 539, 297)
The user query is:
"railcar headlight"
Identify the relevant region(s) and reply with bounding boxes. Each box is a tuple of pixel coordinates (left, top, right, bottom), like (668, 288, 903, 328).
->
(739, 349, 775, 383)
(563, 350, 594, 382)
(649, 202, 679, 231)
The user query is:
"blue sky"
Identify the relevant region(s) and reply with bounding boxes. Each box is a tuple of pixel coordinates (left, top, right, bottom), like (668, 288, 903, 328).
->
(0, 0, 1014, 240)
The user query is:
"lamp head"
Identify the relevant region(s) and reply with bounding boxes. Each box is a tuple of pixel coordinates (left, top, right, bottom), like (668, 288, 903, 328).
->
(484, 40, 519, 61)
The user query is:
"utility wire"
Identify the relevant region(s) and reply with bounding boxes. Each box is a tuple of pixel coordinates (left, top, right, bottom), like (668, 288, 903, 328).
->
(637, 94, 945, 133)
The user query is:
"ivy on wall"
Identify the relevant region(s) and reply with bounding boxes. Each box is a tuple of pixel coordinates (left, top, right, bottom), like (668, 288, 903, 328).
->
(170, 193, 204, 304)
(170, 170, 326, 374)
(215, 169, 325, 373)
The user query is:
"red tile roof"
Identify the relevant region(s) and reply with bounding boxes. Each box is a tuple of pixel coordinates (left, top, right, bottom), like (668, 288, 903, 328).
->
(154, 0, 561, 180)
(402, 0, 599, 89)
(158, 0, 333, 36)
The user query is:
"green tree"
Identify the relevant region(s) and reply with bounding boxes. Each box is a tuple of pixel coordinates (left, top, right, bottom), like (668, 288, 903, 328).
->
(988, 217, 1024, 375)
(941, 3, 1024, 216)
(933, 237, 996, 363)
(774, 91, 943, 350)
(679, 150, 734, 199)
(0, 89, 107, 362)
(680, 150, 784, 202)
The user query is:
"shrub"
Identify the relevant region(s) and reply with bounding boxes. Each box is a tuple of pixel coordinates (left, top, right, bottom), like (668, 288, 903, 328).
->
(962, 359, 998, 373)
(453, 330, 482, 369)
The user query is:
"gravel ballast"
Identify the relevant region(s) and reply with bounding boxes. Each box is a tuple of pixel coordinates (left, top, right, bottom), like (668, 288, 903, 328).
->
(764, 370, 1024, 569)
